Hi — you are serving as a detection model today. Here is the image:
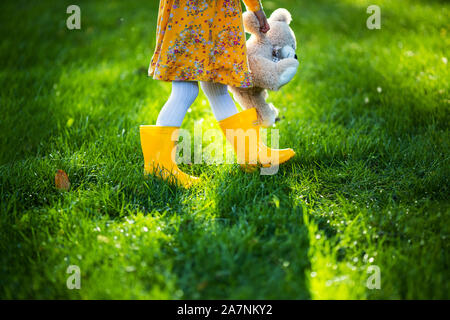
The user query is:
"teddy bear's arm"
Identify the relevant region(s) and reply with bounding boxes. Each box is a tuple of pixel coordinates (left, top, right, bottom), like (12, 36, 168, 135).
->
(249, 55, 299, 91)
(242, 0, 262, 12)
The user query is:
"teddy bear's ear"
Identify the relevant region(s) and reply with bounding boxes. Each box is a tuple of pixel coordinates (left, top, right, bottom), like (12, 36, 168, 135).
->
(269, 8, 292, 25)
(242, 11, 261, 34)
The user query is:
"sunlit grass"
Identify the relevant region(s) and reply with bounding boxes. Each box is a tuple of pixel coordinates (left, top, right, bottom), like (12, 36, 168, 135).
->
(0, 0, 448, 299)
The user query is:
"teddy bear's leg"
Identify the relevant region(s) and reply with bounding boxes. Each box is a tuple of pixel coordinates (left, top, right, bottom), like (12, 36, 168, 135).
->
(228, 87, 255, 117)
(250, 90, 279, 127)
(228, 87, 278, 127)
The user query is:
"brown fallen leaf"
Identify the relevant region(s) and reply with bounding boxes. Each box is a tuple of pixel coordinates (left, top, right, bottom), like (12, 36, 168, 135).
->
(196, 280, 208, 291)
(55, 169, 70, 191)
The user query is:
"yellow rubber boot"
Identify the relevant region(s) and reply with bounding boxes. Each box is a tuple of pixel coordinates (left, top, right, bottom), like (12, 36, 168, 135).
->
(139, 126, 199, 188)
(219, 108, 295, 170)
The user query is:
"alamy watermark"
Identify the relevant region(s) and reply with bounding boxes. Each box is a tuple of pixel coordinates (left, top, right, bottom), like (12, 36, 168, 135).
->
(66, 265, 81, 289)
(366, 265, 381, 290)
(66, 5, 81, 30)
(366, 5, 381, 30)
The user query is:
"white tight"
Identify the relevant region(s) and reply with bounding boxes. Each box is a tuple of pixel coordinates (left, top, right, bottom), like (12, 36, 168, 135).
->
(156, 81, 199, 127)
(200, 81, 239, 121)
(156, 80, 238, 127)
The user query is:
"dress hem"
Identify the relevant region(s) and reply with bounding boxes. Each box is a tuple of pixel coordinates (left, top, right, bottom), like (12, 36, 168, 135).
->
(147, 72, 254, 89)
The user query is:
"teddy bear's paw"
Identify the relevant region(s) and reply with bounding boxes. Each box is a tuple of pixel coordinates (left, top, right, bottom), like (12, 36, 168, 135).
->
(281, 46, 296, 59)
(260, 109, 278, 127)
(279, 66, 298, 87)
(261, 118, 275, 127)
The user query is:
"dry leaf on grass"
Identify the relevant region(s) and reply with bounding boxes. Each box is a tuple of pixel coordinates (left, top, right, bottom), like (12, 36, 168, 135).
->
(55, 169, 70, 191)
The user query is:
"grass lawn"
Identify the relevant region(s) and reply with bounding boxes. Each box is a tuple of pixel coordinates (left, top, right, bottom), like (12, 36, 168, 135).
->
(0, 0, 448, 299)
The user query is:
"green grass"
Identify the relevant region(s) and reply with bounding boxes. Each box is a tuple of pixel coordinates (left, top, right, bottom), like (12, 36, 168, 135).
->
(0, 0, 448, 299)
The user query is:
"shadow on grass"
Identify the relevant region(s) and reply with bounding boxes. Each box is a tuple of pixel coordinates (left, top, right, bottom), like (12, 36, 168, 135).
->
(168, 164, 311, 299)
(0, 1, 79, 165)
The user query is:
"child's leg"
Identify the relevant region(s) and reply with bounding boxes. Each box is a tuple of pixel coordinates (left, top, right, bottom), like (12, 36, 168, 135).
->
(200, 81, 238, 121)
(140, 80, 200, 188)
(156, 81, 199, 127)
(201, 81, 296, 170)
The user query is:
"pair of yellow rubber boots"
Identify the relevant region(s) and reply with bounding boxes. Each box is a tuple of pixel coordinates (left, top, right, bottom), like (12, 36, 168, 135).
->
(139, 108, 295, 188)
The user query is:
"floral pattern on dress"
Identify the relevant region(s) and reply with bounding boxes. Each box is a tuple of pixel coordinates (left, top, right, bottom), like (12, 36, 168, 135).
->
(166, 25, 207, 64)
(149, 0, 262, 88)
(222, 0, 240, 18)
(185, 0, 214, 16)
(210, 26, 243, 63)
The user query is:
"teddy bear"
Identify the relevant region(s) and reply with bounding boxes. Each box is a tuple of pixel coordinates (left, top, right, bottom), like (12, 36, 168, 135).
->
(229, 8, 299, 127)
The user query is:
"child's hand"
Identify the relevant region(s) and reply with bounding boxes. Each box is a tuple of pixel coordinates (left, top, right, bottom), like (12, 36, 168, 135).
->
(253, 9, 270, 33)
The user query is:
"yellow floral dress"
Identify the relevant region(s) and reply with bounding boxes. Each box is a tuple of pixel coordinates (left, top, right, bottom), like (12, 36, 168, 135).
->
(148, 0, 262, 88)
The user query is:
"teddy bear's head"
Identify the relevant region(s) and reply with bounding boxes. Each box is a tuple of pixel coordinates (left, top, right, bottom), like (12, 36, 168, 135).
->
(243, 8, 297, 59)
